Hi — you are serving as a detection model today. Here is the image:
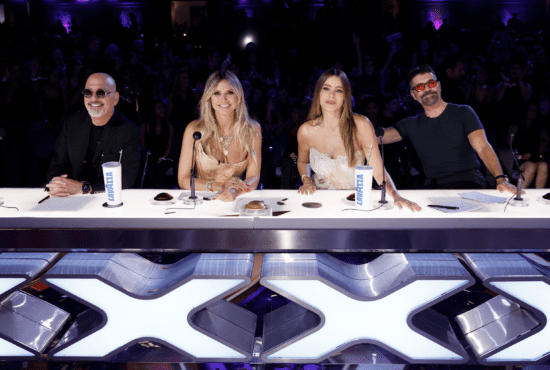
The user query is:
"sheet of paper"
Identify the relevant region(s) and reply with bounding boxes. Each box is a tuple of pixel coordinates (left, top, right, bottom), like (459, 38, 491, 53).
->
(428, 199, 481, 213)
(31, 196, 94, 212)
(458, 191, 508, 204)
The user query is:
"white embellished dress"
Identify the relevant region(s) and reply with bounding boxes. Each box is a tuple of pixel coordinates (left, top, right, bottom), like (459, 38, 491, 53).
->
(309, 147, 366, 190)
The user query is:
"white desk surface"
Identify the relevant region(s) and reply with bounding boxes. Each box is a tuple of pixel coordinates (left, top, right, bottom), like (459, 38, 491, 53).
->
(1, 188, 549, 229)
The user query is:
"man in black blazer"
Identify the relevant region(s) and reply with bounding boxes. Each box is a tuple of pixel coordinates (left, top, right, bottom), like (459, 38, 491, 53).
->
(46, 73, 140, 196)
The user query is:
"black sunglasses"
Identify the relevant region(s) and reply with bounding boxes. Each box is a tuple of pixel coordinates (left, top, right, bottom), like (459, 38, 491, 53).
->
(82, 89, 115, 99)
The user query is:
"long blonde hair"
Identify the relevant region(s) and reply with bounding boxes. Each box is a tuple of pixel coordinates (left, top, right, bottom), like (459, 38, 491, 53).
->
(307, 69, 357, 167)
(196, 70, 258, 161)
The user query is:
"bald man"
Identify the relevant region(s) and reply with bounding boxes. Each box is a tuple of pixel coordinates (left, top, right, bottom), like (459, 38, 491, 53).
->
(47, 73, 140, 196)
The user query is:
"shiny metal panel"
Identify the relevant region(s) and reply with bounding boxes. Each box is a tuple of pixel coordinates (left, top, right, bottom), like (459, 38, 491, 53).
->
(460, 253, 550, 365)
(192, 299, 256, 353)
(260, 253, 474, 364)
(3, 229, 550, 252)
(456, 296, 521, 335)
(464, 308, 539, 357)
(44, 252, 257, 361)
(0, 291, 70, 353)
(463, 253, 542, 281)
(0, 252, 59, 280)
(47, 253, 254, 298)
(262, 253, 472, 299)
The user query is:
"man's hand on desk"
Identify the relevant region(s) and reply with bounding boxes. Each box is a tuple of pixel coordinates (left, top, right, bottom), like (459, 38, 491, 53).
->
(496, 178, 524, 195)
(48, 175, 88, 197)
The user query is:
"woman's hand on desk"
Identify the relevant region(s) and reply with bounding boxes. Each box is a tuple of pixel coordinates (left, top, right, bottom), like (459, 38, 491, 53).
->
(394, 196, 422, 212)
(213, 188, 238, 202)
(298, 182, 317, 195)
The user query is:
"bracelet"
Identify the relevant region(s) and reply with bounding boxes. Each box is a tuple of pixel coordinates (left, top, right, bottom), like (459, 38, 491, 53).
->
(495, 174, 509, 182)
(206, 181, 212, 192)
(301, 174, 311, 182)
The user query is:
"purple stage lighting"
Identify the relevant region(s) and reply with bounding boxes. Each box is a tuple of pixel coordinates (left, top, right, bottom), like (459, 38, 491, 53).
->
(499, 6, 525, 26)
(427, 5, 449, 30)
(53, 10, 72, 33)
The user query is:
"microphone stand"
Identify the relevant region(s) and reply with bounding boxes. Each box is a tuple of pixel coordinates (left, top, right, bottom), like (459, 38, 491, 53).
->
(374, 128, 393, 210)
(183, 133, 204, 205)
(508, 133, 528, 207)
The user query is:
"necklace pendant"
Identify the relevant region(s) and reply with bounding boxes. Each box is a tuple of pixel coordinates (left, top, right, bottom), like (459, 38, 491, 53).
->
(223, 149, 229, 156)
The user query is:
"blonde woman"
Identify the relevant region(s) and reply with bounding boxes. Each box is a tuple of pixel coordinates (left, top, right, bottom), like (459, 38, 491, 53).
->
(297, 69, 421, 211)
(178, 70, 262, 202)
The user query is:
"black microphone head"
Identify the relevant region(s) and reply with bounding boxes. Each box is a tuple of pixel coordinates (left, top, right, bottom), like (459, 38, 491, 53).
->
(508, 124, 518, 137)
(375, 127, 385, 138)
(193, 131, 202, 140)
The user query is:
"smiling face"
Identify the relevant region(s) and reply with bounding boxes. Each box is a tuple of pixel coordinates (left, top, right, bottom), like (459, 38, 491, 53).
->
(319, 76, 345, 113)
(84, 73, 119, 121)
(410, 72, 441, 107)
(210, 79, 238, 115)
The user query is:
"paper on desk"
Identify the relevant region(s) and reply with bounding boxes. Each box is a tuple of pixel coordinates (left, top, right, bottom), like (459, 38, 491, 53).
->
(458, 191, 508, 204)
(429, 199, 481, 213)
(31, 196, 94, 212)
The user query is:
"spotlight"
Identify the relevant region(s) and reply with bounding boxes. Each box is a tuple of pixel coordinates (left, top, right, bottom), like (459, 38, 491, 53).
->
(242, 35, 254, 48)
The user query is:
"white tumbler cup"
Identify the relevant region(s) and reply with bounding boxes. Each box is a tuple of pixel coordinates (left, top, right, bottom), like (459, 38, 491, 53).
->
(102, 162, 123, 207)
(355, 165, 373, 209)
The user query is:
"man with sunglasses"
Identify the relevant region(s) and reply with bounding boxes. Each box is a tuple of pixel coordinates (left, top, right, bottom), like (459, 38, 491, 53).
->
(46, 73, 140, 196)
(380, 65, 518, 193)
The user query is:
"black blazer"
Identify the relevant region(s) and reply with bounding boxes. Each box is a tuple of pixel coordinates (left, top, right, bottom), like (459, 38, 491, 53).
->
(47, 111, 141, 191)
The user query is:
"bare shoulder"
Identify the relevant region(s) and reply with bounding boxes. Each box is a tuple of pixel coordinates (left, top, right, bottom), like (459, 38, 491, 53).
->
(298, 119, 317, 137)
(185, 120, 202, 134)
(352, 114, 375, 135)
(249, 119, 262, 138)
(352, 113, 372, 127)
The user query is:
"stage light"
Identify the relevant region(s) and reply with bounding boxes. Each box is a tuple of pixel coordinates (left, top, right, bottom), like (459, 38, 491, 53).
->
(427, 5, 448, 30)
(243, 35, 255, 48)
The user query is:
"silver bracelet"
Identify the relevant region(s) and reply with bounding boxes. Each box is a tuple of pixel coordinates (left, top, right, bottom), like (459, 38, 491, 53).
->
(301, 174, 311, 182)
(206, 181, 212, 192)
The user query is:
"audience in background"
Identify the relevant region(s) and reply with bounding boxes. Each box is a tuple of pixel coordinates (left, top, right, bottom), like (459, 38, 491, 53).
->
(1, 4, 549, 189)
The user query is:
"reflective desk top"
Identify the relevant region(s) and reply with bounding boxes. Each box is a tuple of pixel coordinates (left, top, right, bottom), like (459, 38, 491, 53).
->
(1, 188, 549, 252)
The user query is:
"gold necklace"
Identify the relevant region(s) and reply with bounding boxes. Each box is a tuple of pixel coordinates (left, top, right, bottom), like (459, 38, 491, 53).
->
(219, 129, 233, 156)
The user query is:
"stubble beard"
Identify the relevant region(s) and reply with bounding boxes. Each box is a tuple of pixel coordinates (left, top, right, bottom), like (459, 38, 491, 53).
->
(86, 103, 106, 118)
(421, 92, 439, 107)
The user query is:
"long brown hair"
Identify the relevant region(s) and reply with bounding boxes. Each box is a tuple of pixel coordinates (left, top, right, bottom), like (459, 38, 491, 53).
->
(307, 69, 357, 167)
(196, 70, 259, 161)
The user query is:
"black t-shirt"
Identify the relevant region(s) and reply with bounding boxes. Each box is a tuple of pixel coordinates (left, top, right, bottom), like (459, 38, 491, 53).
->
(394, 104, 485, 185)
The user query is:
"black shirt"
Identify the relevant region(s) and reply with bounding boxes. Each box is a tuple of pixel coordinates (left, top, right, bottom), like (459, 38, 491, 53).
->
(394, 104, 485, 185)
(79, 124, 105, 183)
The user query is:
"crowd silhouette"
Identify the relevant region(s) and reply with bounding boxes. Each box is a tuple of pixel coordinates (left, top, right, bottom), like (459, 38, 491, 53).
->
(1, 3, 549, 190)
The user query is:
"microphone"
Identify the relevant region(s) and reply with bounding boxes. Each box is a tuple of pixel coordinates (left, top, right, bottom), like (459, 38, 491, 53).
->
(183, 131, 204, 205)
(374, 127, 393, 210)
(508, 126, 528, 207)
(508, 124, 518, 143)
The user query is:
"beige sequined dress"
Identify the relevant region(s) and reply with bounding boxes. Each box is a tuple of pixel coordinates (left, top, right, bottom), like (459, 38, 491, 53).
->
(194, 142, 248, 183)
(309, 147, 366, 190)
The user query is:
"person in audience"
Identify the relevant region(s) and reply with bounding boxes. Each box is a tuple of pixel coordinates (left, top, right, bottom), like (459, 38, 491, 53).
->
(141, 101, 175, 188)
(296, 69, 420, 211)
(512, 103, 549, 188)
(381, 64, 519, 193)
(177, 70, 262, 202)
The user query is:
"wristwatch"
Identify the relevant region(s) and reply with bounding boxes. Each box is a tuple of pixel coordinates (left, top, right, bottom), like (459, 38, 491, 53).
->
(494, 174, 509, 182)
(82, 181, 91, 194)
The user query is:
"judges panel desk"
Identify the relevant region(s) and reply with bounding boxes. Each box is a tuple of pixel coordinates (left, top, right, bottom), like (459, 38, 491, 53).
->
(1, 188, 550, 253)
